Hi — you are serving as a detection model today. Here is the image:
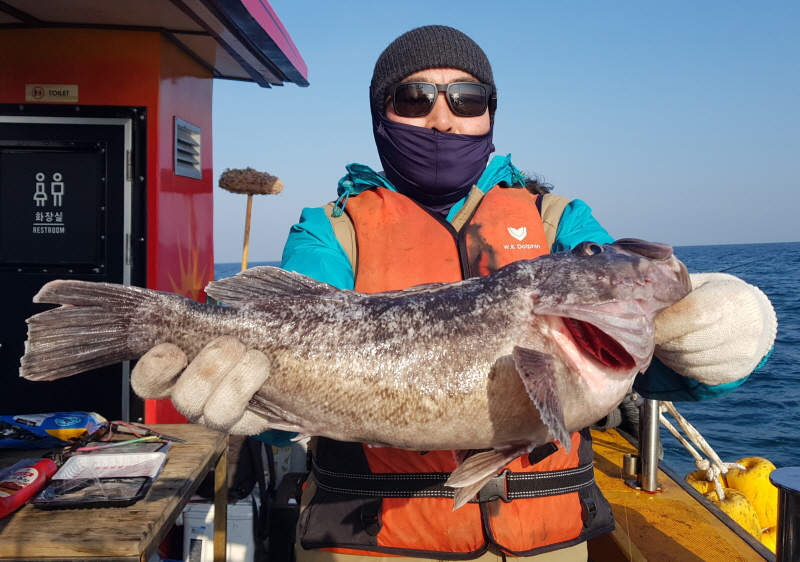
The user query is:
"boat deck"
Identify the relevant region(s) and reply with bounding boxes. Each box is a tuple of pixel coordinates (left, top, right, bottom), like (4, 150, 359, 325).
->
(588, 429, 774, 562)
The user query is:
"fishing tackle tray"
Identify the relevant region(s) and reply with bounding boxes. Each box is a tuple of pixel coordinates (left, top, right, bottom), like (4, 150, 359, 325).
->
(31, 452, 166, 510)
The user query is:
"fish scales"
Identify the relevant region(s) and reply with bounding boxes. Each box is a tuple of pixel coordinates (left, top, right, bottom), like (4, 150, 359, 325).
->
(211, 273, 537, 449)
(262, 272, 536, 450)
(20, 239, 691, 507)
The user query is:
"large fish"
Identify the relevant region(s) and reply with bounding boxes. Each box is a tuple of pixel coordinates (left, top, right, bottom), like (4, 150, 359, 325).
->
(20, 239, 690, 507)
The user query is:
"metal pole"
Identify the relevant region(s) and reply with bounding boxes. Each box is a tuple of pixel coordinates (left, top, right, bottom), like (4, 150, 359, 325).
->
(639, 398, 661, 492)
(770, 467, 800, 562)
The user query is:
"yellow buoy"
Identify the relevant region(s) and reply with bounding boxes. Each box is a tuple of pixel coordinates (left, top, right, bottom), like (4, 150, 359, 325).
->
(727, 457, 778, 529)
(685, 469, 727, 494)
(760, 526, 777, 553)
(704, 488, 762, 537)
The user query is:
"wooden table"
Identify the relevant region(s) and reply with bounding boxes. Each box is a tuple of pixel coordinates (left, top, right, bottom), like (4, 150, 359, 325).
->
(0, 424, 228, 562)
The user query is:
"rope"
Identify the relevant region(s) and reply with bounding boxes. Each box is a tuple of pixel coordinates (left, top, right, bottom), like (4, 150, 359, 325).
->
(658, 400, 745, 501)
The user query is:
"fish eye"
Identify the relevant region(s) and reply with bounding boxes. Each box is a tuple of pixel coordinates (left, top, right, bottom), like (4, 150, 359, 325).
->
(573, 242, 604, 256)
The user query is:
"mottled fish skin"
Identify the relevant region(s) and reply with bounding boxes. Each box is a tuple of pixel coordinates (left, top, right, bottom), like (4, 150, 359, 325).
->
(22, 240, 690, 457)
(118, 270, 553, 450)
(239, 241, 689, 451)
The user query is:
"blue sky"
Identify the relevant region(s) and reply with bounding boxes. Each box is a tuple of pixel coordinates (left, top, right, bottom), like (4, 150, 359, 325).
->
(212, 1, 799, 263)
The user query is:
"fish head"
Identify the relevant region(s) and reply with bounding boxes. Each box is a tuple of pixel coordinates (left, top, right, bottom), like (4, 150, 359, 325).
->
(529, 239, 691, 372)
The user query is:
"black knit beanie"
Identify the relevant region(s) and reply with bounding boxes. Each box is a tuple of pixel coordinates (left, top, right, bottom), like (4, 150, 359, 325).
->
(370, 25, 495, 117)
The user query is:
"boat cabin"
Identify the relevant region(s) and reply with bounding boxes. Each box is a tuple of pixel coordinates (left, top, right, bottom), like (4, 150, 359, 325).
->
(0, 0, 308, 423)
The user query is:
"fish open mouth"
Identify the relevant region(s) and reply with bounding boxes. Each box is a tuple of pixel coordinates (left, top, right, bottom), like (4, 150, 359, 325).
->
(563, 318, 637, 371)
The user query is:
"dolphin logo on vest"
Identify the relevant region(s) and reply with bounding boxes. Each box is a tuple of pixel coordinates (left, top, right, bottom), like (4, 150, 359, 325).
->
(507, 226, 527, 241)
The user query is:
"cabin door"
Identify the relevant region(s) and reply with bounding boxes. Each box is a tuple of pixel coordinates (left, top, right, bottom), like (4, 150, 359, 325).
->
(0, 107, 144, 422)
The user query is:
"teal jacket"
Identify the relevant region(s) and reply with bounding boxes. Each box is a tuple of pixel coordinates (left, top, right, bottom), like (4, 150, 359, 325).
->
(257, 155, 752, 448)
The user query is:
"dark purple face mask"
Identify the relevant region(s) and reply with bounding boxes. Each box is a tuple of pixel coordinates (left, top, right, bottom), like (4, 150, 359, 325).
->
(372, 107, 495, 207)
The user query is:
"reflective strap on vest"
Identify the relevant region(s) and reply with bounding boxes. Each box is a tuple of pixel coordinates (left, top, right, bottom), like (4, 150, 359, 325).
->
(311, 458, 595, 503)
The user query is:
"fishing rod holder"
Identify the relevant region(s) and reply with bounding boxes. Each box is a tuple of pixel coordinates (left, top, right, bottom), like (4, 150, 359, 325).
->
(624, 398, 662, 492)
(770, 467, 800, 562)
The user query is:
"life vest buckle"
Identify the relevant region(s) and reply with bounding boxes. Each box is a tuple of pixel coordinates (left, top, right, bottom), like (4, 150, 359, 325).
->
(360, 500, 383, 536)
(477, 469, 511, 503)
(580, 497, 597, 527)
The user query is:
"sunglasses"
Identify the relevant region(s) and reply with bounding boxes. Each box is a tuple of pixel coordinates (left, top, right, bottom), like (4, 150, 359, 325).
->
(385, 81, 497, 118)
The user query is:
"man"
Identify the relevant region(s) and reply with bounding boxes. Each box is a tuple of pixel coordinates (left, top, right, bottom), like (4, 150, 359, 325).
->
(133, 26, 776, 562)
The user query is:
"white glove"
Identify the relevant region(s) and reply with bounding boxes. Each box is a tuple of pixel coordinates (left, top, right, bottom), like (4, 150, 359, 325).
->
(130, 336, 272, 435)
(653, 273, 777, 386)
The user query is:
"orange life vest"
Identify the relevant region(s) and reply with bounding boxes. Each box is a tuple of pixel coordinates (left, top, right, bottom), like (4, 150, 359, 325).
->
(298, 186, 614, 558)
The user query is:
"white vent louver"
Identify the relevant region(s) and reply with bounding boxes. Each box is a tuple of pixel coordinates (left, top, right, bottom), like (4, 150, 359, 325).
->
(175, 118, 201, 179)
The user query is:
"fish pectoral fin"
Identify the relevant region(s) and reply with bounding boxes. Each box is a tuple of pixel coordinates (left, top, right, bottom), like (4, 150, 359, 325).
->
(512, 346, 570, 453)
(206, 266, 344, 306)
(447, 444, 534, 510)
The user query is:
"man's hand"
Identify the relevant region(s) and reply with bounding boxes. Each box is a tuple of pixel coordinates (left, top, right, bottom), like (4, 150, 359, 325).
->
(130, 336, 271, 435)
(653, 273, 777, 385)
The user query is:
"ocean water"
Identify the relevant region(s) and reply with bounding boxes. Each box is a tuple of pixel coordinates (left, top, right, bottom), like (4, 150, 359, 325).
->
(662, 242, 800, 476)
(215, 241, 800, 477)
(215, 261, 281, 280)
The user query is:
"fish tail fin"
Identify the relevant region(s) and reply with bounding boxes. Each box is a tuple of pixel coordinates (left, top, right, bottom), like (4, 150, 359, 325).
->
(20, 280, 159, 381)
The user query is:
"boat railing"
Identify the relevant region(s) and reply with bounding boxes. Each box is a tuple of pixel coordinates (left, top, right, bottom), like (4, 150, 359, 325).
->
(632, 398, 799, 561)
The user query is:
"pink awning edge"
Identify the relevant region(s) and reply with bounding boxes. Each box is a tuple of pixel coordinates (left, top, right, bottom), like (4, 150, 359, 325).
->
(240, 0, 308, 81)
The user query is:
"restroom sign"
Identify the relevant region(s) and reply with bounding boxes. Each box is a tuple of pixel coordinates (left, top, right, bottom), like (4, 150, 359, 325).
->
(32, 172, 67, 234)
(0, 147, 102, 266)
(33, 172, 65, 208)
(25, 84, 79, 103)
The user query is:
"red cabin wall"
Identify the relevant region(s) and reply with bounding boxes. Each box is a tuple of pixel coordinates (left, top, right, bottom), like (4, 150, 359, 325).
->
(0, 29, 161, 106)
(154, 38, 215, 304)
(0, 28, 215, 424)
(147, 37, 215, 424)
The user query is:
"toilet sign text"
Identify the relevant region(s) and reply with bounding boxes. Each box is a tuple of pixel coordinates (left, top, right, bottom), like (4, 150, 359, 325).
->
(25, 84, 79, 103)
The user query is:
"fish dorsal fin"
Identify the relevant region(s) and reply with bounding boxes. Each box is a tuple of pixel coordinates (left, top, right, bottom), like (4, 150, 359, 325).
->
(512, 346, 570, 452)
(206, 266, 343, 306)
